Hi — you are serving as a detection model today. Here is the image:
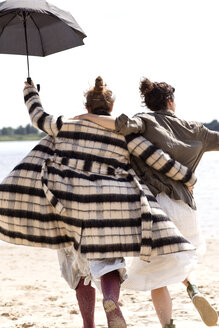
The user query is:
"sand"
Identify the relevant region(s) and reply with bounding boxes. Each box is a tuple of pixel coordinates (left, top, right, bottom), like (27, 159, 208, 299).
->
(0, 239, 218, 328)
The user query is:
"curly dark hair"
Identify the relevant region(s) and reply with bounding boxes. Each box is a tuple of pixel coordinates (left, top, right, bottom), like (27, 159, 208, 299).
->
(85, 76, 115, 113)
(139, 78, 175, 112)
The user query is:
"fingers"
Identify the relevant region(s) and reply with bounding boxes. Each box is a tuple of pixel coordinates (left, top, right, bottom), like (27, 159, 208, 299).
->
(24, 80, 35, 88)
(187, 185, 194, 194)
(69, 116, 79, 120)
(72, 114, 85, 120)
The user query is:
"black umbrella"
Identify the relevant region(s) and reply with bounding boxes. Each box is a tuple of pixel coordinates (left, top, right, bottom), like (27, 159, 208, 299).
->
(0, 0, 87, 85)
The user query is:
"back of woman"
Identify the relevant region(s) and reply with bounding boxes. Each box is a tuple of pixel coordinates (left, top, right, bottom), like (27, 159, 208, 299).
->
(55, 118, 130, 171)
(116, 78, 219, 210)
(0, 77, 196, 260)
(0, 76, 204, 328)
(0, 106, 143, 259)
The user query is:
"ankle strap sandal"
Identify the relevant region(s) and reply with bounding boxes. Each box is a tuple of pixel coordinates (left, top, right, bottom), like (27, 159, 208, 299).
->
(165, 319, 176, 328)
(186, 281, 218, 326)
(187, 281, 200, 299)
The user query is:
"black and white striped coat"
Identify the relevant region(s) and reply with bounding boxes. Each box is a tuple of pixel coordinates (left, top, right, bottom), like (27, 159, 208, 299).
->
(0, 86, 196, 261)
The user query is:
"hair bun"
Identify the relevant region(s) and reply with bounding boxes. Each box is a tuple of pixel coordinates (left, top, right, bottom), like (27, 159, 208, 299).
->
(139, 78, 154, 96)
(94, 76, 104, 93)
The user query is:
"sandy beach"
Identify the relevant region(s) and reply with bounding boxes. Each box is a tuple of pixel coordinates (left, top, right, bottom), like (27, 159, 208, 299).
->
(0, 239, 218, 328)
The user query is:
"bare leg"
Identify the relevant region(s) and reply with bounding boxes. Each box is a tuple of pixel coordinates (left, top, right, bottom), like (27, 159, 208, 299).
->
(75, 278, 96, 328)
(151, 287, 172, 328)
(182, 276, 190, 287)
(101, 270, 127, 328)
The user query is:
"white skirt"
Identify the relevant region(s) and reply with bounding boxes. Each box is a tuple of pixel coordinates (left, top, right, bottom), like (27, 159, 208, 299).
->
(57, 247, 92, 290)
(122, 192, 206, 291)
(57, 193, 205, 291)
(57, 247, 127, 290)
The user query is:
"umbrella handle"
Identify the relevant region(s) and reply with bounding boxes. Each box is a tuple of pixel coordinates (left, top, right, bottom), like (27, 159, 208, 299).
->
(27, 77, 32, 85)
(26, 78, 40, 92)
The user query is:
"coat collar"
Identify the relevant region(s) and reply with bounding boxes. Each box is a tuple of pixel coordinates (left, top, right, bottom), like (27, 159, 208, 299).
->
(155, 109, 177, 118)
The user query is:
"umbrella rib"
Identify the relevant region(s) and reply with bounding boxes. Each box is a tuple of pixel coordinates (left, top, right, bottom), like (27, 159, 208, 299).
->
(0, 13, 17, 39)
(0, 12, 12, 18)
(29, 15, 46, 57)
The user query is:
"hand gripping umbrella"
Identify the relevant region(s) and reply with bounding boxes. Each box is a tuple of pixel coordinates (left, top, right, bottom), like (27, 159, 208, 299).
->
(0, 0, 86, 87)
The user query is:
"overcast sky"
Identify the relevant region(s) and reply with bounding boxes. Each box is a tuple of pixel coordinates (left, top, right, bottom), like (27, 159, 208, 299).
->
(0, 0, 219, 128)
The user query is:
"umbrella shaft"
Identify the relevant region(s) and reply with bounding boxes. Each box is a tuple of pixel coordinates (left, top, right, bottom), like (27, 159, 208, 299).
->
(26, 51, 30, 78)
(23, 12, 30, 78)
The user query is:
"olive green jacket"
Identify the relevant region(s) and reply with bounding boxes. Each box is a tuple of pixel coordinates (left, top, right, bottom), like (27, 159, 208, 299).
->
(115, 110, 219, 209)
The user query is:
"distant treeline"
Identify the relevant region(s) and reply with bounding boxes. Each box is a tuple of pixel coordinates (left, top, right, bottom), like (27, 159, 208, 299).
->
(0, 124, 45, 137)
(0, 120, 219, 137)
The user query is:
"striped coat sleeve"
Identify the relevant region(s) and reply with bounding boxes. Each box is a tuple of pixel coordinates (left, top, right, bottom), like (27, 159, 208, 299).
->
(126, 133, 197, 187)
(23, 86, 63, 136)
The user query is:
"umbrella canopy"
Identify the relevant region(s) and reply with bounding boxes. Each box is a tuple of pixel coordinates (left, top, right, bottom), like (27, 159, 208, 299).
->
(0, 0, 86, 56)
(0, 0, 87, 80)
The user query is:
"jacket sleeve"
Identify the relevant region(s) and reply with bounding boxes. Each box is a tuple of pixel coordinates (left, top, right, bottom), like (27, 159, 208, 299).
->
(126, 133, 197, 187)
(23, 86, 63, 137)
(115, 114, 145, 135)
(198, 124, 219, 151)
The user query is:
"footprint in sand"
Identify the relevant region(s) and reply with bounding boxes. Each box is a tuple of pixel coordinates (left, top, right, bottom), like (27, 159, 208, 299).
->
(70, 309, 78, 314)
(22, 285, 40, 291)
(1, 311, 19, 320)
(46, 296, 58, 302)
(58, 302, 67, 308)
(2, 301, 14, 306)
(2, 277, 14, 281)
(1, 312, 10, 317)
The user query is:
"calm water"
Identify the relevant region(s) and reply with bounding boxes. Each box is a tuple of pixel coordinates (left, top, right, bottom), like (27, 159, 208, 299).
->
(0, 140, 219, 238)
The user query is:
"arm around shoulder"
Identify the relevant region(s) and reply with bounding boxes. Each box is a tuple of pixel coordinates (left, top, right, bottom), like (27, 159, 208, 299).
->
(126, 133, 197, 187)
(115, 114, 145, 136)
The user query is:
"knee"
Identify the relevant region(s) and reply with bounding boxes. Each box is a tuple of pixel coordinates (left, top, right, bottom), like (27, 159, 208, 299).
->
(151, 286, 168, 296)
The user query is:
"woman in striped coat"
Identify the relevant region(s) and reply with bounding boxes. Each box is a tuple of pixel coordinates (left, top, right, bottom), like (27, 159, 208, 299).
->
(0, 77, 196, 328)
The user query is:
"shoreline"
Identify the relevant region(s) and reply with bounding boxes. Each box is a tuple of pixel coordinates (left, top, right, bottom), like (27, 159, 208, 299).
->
(0, 135, 42, 142)
(0, 239, 218, 327)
